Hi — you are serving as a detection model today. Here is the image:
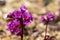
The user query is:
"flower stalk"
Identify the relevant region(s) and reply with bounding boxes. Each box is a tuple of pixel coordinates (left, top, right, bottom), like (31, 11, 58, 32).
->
(21, 17, 24, 40)
(45, 24, 48, 38)
(44, 23, 48, 40)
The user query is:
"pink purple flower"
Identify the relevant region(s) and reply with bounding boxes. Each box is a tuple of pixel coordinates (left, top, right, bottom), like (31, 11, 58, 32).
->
(23, 18, 31, 25)
(20, 6, 27, 12)
(40, 12, 57, 23)
(7, 21, 20, 35)
(7, 6, 33, 35)
(23, 13, 33, 25)
(46, 12, 57, 21)
(14, 10, 22, 18)
(8, 25, 15, 32)
(13, 28, 20, 35)
(12, 19, 20, 26)
(29, 15, 34, 21)
(7, 21, 15, 32)
(40, 16, 45, 22)
(7, 13, 14, 18)
(23, 11, 30, 19)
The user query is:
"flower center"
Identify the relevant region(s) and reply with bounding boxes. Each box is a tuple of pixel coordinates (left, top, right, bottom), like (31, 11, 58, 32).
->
(15, 29, 19, 32)
(16, 13, 20, 16)
(24, 15, 27, 18)
(10, 27, 13, 30)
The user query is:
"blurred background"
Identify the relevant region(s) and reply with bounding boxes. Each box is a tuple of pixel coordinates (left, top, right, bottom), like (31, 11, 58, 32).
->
(0, 0, 60, 40)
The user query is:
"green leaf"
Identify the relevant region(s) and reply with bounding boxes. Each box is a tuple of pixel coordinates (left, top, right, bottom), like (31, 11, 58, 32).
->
(44, 0, 51, 6)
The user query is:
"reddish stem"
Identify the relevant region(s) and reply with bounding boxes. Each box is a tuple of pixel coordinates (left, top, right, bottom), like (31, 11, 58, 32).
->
(21, 26, 23, 40)
(21, 15, 24, 40)
(44, 24, 48, 39)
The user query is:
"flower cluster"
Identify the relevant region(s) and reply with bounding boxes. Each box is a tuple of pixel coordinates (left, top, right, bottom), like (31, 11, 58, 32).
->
(7, 6, 33, 35)
(40, 12, 57, 23)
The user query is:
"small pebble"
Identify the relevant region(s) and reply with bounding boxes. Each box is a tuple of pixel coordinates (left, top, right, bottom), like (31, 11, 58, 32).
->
(0, 0, 6, 6)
